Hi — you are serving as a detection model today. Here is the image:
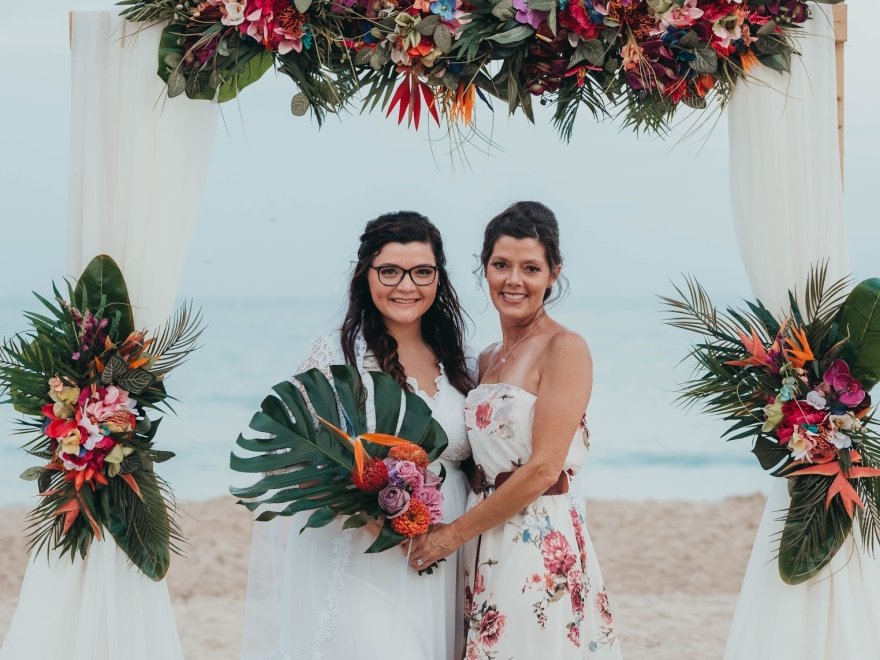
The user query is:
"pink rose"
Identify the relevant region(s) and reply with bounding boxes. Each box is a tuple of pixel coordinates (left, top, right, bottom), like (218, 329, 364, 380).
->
(394, 460, 424, 489)
(412, 487, 444, 523)
(477, 608, 506, 646)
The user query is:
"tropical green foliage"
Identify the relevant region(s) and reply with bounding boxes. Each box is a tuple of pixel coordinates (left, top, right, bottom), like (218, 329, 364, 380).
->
(0, 255, 200, 580)
(662, 264, 880, 584)
(231, 365, 448, 553)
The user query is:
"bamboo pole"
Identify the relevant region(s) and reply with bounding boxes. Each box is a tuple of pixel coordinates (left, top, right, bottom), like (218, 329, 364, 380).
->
(833, 3, 847, 183)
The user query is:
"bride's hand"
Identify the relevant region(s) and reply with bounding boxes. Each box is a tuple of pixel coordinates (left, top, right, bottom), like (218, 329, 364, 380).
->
(408, 523, 461, 570)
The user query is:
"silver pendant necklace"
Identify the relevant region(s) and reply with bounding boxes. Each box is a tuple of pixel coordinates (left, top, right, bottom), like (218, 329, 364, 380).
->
(499, 313, 548, 364)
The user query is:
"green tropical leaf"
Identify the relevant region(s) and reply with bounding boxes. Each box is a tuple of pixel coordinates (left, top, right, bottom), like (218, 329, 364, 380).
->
(778, 475, 851, 584)
(73, 255, 135, 341)
(231, 367, 448, 551)
(838, 278, 880, 390)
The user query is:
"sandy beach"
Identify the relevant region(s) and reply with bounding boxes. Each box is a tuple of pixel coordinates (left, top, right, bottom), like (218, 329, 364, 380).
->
(0, 495, 763, 659)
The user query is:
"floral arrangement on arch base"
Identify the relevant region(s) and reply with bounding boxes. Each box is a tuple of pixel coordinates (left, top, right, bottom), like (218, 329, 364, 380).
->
(119, 0, 842, 140)
(231, 365, 448, 560)
(0, 256, 203, 580)
(663, 265, 880, 584)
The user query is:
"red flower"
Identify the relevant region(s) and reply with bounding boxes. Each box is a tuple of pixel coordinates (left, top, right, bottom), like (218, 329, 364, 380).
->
(477, 607, 506, 646)
(475, 401, 493, 429)
(782, 401, 824, 429)
(352, 458, 389, 493)
(541, 530, 577, 575)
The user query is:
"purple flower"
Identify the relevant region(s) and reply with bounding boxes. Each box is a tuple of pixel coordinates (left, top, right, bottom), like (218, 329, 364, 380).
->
(394, 460, 424, 489)
(413, 487, 444, 524)
(378, 486, 411, 518)
(512, 0, 547, 29)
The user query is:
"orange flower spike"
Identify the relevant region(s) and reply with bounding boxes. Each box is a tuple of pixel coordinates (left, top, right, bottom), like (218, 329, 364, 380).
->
(120, 473, 143, 501)
(55, 498, 81, 534)
(725, 326, 769, 368)
(104, 336, 115, 351)
(93, 471, 109, 487)
(740, 50, 759, 73)
(359, 432, 411, 448)
(128, 357, 151, 370)
(315, 415, 366, 479)
(784, 326, 814, 369)
(95, 356, 105, 373)
(74, 469, 87, 491)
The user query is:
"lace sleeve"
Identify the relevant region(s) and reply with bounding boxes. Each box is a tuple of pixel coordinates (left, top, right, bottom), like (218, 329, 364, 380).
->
(465, 344, 480, 385)
(296, 333, 343, 377)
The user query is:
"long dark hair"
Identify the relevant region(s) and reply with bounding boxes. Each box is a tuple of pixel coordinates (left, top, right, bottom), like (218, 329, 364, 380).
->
(341, 211, 473, 395)
(480, 200, 568, 303)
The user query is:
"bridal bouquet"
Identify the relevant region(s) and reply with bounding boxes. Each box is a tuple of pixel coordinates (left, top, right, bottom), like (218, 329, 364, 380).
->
(0, 256, 202, 580)
(663, 265, 880, 584)
(118, 0, 840, 140)
(231, 365, 448, 553)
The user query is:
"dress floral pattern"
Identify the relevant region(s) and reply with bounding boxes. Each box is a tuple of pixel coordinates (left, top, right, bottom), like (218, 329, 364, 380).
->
(462, 383, 622, 659)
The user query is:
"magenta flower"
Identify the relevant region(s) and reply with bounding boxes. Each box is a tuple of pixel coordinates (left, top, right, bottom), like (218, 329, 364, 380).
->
(823, 360, 866, 407)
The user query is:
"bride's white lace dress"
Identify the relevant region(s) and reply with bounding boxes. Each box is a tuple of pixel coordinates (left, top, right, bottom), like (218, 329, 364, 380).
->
(242, 332, 471, 660)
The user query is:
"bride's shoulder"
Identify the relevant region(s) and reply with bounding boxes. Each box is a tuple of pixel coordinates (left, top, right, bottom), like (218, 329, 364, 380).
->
(295, 331, 345, 373)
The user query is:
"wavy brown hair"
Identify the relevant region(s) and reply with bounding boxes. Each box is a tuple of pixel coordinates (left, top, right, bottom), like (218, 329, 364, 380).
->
(341, 211, 473, 395)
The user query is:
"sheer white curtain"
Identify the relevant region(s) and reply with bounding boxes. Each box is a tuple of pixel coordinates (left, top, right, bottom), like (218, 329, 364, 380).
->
(724, 5, 880, 659)
(1, 11, 218, 660)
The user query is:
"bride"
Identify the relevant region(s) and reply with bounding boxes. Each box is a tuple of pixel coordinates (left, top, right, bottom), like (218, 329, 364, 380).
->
(241, 211, 474, 660)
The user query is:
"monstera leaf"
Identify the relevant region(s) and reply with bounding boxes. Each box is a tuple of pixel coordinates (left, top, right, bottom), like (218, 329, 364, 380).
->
(839, 278, 880, 391)
(230, 365, 448, 552)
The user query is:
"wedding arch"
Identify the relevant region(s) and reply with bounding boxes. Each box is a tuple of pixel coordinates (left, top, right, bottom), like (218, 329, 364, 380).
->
(0, 2, 866, 659)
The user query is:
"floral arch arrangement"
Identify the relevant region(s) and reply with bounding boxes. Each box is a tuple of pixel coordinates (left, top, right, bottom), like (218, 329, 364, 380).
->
(120, 0, 842, 138)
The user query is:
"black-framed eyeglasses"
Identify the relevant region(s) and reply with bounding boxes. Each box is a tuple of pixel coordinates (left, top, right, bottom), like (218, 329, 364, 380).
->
(369, 264, 439, 286)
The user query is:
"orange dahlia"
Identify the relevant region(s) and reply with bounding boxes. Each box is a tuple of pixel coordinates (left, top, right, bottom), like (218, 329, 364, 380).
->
(389, 443, 430, 468)
(391, 498, 430, 537)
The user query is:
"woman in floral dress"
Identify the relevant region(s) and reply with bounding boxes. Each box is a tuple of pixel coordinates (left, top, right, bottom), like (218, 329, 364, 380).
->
(409, 201, 622, 659)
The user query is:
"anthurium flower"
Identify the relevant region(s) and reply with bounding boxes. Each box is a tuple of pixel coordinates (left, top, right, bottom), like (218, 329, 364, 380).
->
(48, 377, 80, 407)
(221, 1, 248, 26)
(762, 399, 785, 432)
(105, 443, 135, 478)
(60, 428, 83, 455)
(41, 404, 78, 438)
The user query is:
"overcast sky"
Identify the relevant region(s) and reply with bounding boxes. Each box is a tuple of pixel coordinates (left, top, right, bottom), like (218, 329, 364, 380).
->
(0, 2, 876, 307)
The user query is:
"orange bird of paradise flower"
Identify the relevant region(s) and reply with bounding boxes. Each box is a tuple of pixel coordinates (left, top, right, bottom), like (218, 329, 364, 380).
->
(315, 415, 413, 480)
(784, 325, 814, 369)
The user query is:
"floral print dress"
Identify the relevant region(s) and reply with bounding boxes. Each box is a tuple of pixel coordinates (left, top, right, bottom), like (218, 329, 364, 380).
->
(462, 383, 621, 659)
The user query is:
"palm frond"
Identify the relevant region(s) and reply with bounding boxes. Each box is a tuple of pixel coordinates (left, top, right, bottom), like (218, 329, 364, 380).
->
(147, 301, 204, 376)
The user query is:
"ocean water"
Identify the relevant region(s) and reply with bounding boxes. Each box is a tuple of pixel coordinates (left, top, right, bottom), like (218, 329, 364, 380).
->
(0, 293, 770, 507)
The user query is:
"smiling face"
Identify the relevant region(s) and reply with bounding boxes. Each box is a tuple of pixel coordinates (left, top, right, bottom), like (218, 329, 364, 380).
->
(484, 236, 559, 324)
(368, 241, 439, 331)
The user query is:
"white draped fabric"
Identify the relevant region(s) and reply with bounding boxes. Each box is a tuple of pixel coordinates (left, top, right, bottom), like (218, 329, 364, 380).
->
(724, 4, 880, 658)
(727, 4, 848, 312)
(1, 11, 218, 660)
